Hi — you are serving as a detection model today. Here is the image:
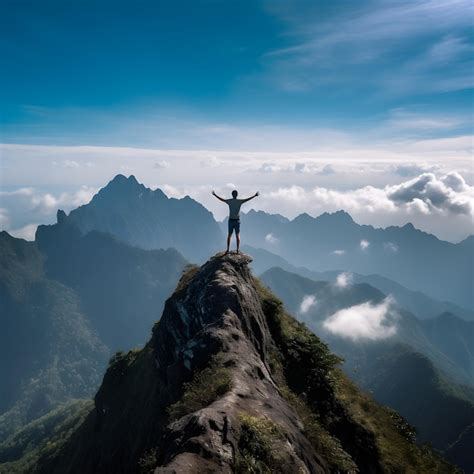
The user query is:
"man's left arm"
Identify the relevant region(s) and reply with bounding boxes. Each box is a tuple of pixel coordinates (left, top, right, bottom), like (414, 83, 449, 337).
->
(241, 192, 259, 203)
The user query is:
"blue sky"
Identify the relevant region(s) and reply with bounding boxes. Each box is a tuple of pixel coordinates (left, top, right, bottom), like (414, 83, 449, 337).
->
(0, 0, 473, 241)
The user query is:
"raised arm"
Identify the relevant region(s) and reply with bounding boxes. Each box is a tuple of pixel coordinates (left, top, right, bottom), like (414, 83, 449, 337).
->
(241, 191, 259, 203)
(212, 190, 227, 203)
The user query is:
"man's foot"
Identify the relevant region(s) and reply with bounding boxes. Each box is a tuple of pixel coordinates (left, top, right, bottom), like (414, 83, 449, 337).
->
(225, 250, 229, 255)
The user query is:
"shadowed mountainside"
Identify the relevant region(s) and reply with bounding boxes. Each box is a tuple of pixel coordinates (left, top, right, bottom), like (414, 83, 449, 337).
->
(0, 232, 108, 441)
(0, 226, 187, 444)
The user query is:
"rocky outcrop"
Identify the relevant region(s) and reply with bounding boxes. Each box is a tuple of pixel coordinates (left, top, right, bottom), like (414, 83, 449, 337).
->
(37, 253, 455, 473)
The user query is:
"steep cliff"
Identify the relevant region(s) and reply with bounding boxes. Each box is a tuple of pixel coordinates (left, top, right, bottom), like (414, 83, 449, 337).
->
(34, 253, 455, 473)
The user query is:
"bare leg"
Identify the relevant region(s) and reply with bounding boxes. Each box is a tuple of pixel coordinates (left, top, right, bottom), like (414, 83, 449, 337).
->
(226, 233, 231, 253)
(236, 233, 240, 253)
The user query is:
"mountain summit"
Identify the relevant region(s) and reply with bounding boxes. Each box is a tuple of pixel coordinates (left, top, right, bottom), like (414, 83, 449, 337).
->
(33, 253, 452, 473)
(48, 174, 222, 261)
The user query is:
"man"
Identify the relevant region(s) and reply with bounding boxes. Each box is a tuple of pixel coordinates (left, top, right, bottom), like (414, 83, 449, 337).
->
(212, 189, 259, 254)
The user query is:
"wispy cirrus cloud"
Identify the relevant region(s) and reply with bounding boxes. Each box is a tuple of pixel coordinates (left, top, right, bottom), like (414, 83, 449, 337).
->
(264, 0, 473, 94)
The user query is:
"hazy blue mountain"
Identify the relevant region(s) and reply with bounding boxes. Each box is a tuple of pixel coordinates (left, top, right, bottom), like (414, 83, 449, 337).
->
(0, 232, 108, 441)
(260, 267, 474, 387)
(244, 245, 474, 321)
(340, 343, 474, 473)
(240, 209, 474, 310)
(59, 174, 223, 262)
(0, 223, 187, 443)
(36, 216, 188, 350)
(421, 312, 474, 382)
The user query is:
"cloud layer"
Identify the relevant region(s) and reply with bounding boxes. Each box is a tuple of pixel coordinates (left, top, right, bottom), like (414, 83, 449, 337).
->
(323, 297, 398, 341)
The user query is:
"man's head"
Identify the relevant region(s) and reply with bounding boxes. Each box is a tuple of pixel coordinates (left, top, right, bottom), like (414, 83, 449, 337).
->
(232, 190, 238, 198)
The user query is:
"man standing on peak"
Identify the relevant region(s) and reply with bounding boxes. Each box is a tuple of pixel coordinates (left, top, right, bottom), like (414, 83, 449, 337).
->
(212, 189, 259, 254)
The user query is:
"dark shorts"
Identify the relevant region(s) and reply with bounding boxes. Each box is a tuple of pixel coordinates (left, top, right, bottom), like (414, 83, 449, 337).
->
(228, 218, 240, 234)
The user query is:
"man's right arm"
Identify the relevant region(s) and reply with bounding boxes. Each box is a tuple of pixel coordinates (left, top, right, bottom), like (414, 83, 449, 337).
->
(212, 190, 227, 203)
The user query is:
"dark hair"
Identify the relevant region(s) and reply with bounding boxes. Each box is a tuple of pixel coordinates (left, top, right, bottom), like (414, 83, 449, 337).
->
(232, 190, 238, 198)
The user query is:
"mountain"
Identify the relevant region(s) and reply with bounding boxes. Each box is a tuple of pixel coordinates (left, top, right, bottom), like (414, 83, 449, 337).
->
(0, 232, 108, 441)
(421, 312, 474, 381)
(260, 266, 474, 471)
(36, 215, 188, 350)
(344, 343, 474, 473)
(239, 209, 474, 310)
(57, 174, 223, 262)
(1, 254, 454, 473)
(0, 225, 187, 443)
(245, 245, 474, 321)
(312, 338, 474, 473)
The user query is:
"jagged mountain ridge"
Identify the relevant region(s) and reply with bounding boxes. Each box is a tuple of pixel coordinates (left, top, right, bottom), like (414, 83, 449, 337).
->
(237, 208, 473, 309)
(31, 254, 453, 473)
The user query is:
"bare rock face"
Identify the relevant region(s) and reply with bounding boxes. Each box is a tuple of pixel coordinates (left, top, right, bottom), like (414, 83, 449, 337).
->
(37, 253, 454, 474)
(151, 252, 327, 472)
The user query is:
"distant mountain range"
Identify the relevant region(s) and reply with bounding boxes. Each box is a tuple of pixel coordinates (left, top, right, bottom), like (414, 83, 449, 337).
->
(237, 209, 474, 310)
(51, 175, 473, 309)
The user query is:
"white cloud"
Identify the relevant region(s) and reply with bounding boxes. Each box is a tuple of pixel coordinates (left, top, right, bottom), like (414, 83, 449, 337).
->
(392, 163, 440, 177)
(153, 160, 171, 169)
(8, 224, 39, 241)
(0, 186, 97, 235)
(387, 108, 466, 131)
(383, 242, 399, 253)
(335, 272, 352, 288)
(360, 239, 370, 250)
(388, 172, 473, 215)
(265, 233, 279, 244)
(332, 249, 345, 256)
(0, 208, 10, 228)
(323, 296, 397, 341)
(300, 295, 317, 314)
(258, 161, 337, 175)
(52, 159, 80, 169)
